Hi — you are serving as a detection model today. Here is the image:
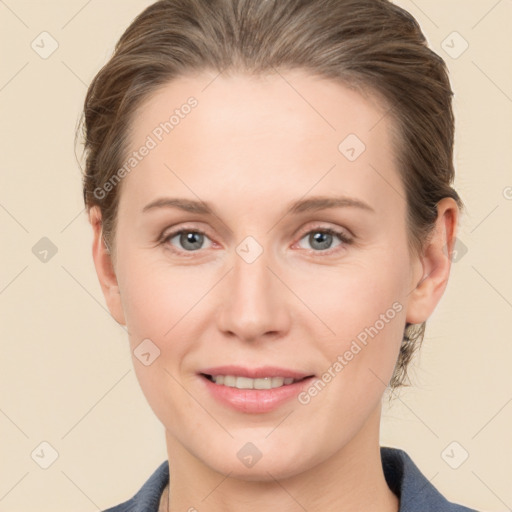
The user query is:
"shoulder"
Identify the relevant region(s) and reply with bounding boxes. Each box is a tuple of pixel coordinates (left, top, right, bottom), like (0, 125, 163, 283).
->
(102, 451, 480, 512)
(381, 446, 479, 512)
(102, 460, 169, 512)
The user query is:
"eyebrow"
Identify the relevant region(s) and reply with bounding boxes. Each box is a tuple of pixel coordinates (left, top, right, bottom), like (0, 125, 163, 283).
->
(142, 195, 375, 216)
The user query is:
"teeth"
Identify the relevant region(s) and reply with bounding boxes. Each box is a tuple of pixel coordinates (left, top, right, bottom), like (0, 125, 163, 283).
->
(210, 375, 298, 389)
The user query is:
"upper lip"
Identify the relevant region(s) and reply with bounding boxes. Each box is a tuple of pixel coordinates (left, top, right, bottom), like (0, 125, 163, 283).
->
(199, 365, 314, 380)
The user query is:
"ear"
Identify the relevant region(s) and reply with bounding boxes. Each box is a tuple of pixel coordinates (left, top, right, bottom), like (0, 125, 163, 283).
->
(89, 206, 126, 325)
(405, 197, 459, 324)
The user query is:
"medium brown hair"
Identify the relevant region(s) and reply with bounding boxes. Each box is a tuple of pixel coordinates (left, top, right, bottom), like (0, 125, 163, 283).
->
(78, 0, 464, 390)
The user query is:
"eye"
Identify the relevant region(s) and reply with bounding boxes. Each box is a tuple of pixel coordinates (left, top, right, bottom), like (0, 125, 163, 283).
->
(296, 227, 353, 254)
(159, 225, 353, 256)
(161, 228, 213, 253)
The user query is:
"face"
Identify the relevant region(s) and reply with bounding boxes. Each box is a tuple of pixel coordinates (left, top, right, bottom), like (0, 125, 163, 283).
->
(92, 70, 434, 481)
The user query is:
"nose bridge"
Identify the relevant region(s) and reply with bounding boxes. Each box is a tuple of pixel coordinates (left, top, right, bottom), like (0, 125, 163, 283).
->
(233, 242, 271, 300)
(217, 235, 289, 340)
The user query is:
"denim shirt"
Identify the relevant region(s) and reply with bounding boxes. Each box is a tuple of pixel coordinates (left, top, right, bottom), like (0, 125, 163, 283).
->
(103, 447, 479, 511)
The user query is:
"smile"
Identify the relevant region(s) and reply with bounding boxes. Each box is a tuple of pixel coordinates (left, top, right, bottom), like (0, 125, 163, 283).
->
(202, 374, 306, 389)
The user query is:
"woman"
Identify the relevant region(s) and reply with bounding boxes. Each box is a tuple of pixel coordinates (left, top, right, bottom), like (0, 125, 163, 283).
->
(79, 0, 479, 510)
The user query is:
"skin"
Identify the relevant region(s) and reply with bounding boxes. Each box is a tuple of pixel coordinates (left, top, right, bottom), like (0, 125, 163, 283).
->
(89, 70, 458, 512)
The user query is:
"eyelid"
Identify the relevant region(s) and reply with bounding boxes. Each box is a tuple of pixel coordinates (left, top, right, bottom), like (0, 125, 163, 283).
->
(295, 221, 354, 241)
(159, 221, 213, 238)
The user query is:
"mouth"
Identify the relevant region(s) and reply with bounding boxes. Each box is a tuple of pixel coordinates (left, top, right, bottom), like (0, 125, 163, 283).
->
(197, 365, 316, 413)
(200, 373, 313, 390)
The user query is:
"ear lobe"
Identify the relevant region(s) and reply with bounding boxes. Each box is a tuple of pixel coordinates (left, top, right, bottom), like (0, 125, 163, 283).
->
(405, 198, 459, 325)
(89, 206, 126, 326)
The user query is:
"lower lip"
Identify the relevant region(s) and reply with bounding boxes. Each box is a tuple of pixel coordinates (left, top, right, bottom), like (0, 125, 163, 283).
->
(199, 374, 315, 414)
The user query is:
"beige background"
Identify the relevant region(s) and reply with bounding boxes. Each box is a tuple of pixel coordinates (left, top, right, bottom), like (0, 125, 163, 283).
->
(0, 0, 511, 510)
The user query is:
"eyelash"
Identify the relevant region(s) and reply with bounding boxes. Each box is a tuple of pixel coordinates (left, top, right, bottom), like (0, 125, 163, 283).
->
(158, 224, 353, 257)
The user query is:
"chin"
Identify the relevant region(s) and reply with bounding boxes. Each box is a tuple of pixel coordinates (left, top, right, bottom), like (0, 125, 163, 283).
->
(208, 459, 304, 482)
(197, 440, 318, 482)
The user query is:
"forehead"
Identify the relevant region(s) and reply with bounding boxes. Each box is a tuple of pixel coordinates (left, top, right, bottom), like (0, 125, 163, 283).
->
(130, 70, 394, 152)
(119, 70, 403, 217)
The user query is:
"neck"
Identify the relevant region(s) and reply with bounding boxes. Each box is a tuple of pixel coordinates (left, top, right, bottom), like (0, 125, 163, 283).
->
(163, 407, 398, 512)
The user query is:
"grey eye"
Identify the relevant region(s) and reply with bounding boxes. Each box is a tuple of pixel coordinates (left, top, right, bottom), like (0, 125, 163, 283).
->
(167, 230, 211, 251)
(298, 229, 345, 252)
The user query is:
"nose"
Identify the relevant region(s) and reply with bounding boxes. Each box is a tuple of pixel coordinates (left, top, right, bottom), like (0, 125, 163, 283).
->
(216, 245, 292, 343)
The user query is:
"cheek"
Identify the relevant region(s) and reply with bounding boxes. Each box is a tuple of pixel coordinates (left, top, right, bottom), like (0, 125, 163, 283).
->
(118, 255, 208, 340)
(116, 256, 211, 424)
(303, 254, 407, 337)
(298, 252, 408, 388)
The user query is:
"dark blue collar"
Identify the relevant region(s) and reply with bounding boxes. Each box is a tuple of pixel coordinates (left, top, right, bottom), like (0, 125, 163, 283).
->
(103, 447, 478, 511)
